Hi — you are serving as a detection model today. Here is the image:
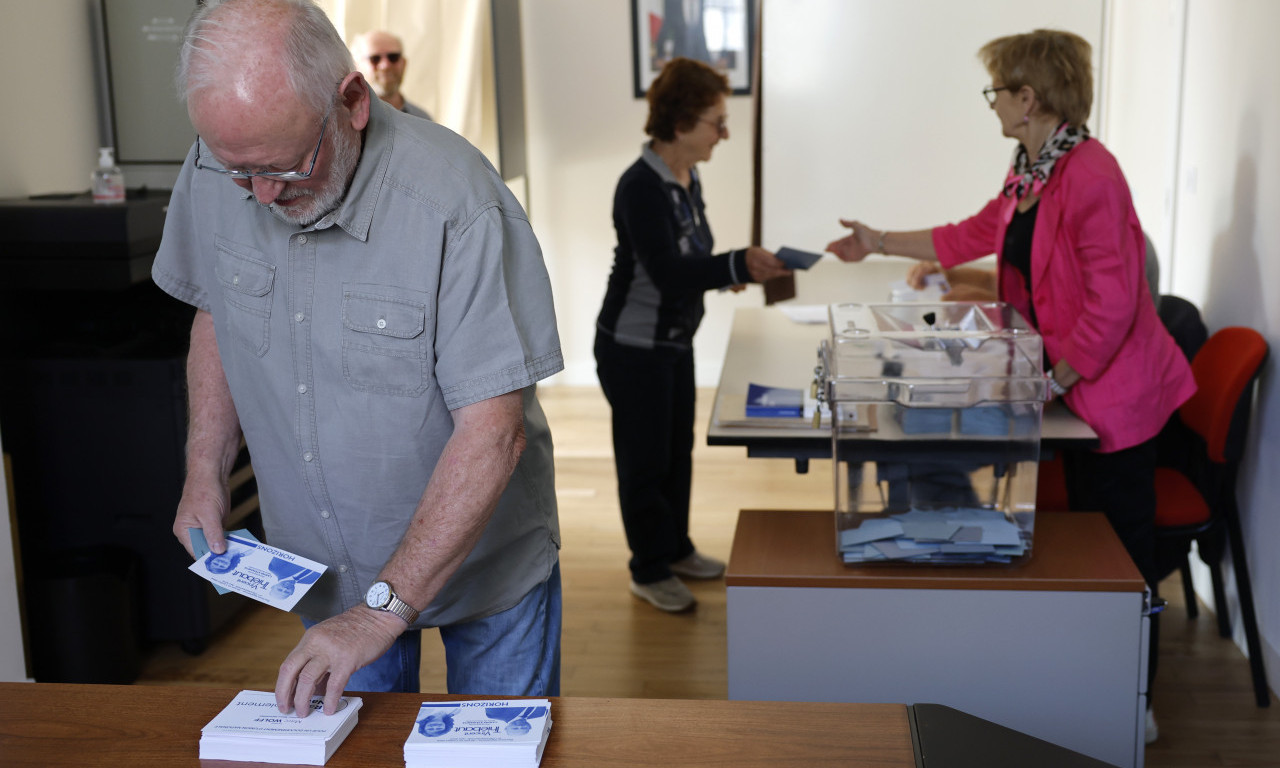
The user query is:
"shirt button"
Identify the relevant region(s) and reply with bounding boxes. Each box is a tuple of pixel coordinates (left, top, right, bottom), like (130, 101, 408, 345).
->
(338, 564, 349, 573)
(295, 312, 305, 323)
(320, 509, 331, 519)
(303, 451, 314, 462)
(297, 384, 307, 394)
(298, 235, 308, 245)
(232, 274, 240, 285)
(376, 318, 387, 329)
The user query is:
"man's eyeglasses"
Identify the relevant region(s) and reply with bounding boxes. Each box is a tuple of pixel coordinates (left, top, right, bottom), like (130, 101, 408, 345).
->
(194, 111, 330, 182)
(367, 52, 402, 66)
(699, 117, 728, 133)
(983, 85, 1015, 106)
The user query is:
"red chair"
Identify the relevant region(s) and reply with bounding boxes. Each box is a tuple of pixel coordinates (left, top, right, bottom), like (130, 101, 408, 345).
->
(1154, 326, 1270, 707)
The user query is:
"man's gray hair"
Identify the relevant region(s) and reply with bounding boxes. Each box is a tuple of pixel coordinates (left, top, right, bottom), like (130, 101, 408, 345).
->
(175, 0, 355, 117)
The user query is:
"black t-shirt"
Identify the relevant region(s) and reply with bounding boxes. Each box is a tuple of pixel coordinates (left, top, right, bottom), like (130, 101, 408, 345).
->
(1003, 201, 1039, 327)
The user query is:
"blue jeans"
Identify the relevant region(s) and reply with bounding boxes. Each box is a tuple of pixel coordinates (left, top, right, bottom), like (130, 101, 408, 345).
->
(302, 562, 561, 696)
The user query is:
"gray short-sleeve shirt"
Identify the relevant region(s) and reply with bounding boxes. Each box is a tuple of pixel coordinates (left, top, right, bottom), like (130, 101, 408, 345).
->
(153, 96, 562, 626)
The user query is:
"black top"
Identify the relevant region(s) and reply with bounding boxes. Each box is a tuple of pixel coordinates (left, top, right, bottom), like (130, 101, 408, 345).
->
(596, 149, 749, 350)
(1003, 201, 1039, 327)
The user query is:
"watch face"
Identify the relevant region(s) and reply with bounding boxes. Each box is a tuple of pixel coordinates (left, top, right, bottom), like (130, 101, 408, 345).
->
(365, 581, 390, 609)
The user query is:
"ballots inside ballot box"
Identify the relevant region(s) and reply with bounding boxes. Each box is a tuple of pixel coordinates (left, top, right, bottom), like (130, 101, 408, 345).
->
(813, 302, 1049, 565)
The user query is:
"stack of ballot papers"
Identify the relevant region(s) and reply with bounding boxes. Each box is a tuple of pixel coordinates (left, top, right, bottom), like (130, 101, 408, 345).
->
(839, 508, 1028, 564)
(200, 690, 362, 766)
(404, 699, 552, 768)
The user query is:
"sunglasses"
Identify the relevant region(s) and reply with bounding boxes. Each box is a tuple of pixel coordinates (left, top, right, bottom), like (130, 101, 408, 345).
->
(367, 52, 402, 66)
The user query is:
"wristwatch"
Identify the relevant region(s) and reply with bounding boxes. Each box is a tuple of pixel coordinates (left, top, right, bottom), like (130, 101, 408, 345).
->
(364, 580, 419, 625)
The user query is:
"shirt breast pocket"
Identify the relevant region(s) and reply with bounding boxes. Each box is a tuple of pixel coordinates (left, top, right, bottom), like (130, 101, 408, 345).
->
(214, 238, 276, 357)
(341, 286, 431, 396)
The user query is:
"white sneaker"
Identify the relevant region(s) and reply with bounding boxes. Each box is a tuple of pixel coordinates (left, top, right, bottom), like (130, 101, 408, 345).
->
(669, 551, 726, 580)
(630, 577, 696, 612)
(1145, 707, 1158, 745)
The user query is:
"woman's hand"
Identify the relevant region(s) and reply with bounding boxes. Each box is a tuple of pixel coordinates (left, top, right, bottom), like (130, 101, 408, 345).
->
(825, 219, 878, 263)
(744, 246, 791, 283)
(1051, 360, 1082, 390)
(907, 261, 944, 289)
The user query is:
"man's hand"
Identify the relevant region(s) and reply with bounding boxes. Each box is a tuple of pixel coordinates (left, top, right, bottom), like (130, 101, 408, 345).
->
(173, 473, 231, 558)
(744, 246, 791, 283)
(275, 606, 406, 716)
(825, 219, 877, 263)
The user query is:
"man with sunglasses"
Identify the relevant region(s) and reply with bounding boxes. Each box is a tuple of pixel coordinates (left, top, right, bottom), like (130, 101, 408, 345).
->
(153, 0, 563, 718)
(350, 30, 432, 120)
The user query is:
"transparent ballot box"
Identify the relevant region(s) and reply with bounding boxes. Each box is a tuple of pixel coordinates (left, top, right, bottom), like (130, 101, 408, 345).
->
(815, 302, 1049, 565)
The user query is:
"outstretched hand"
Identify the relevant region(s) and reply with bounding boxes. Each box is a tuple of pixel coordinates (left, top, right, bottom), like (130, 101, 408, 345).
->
(275, 607, 406, 716)
(825, 218, 877, 263)
(744, 246, 791, 283)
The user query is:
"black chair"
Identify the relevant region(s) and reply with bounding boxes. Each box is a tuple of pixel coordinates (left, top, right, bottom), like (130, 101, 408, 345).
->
(1153, 325, 1271, 707)
(1153, 295, 1209, 615)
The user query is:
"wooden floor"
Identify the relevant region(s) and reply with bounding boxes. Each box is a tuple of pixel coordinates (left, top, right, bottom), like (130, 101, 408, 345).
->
(136, 386, 1280, 767)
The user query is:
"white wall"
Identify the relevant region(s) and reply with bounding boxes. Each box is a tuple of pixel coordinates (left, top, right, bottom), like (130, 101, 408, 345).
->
(1165, 0, 1280, 694)
(761, 0, 1104, 249)
(0, 0, 100, 198)
(1101, 0, 1185, 289)
(520, 0, 763, 387)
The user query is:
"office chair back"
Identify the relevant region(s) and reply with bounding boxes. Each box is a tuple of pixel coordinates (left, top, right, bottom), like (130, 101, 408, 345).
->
(1154, 324, 1271, 707)
(1179, 326, 1268, 464)
(1157, 295, 1207, 362)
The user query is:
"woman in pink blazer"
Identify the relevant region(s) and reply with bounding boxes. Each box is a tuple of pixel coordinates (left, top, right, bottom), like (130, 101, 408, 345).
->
(826, 29, 1195, 742)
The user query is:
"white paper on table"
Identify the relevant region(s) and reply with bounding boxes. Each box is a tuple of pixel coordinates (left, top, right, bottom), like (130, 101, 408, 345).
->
(777, 304, 829, 324)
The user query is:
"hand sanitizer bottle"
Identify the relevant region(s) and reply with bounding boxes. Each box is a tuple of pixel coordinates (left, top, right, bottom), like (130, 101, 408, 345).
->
(91, 147, 126, 204)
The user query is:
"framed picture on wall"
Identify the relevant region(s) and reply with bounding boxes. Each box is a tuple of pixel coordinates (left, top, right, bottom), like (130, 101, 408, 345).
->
(632, 0, 756, 98)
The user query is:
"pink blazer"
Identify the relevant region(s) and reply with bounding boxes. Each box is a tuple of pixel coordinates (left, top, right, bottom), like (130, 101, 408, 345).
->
(932, 139, 1196, 453)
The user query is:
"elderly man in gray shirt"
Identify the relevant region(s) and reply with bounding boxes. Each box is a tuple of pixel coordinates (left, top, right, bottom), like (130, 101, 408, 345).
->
(153, 0, 562, 716)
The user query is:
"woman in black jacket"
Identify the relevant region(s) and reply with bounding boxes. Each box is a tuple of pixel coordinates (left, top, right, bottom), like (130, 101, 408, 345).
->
(595, 57, 789, 612)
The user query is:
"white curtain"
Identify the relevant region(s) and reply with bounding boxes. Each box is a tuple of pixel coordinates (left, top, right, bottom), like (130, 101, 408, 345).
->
(318, 0, 499, 164)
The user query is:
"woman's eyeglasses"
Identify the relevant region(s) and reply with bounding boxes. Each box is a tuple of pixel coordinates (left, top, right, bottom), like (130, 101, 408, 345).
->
(983, 85, 1015, 106)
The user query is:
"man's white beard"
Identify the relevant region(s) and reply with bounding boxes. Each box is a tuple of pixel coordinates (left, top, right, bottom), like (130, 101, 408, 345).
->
(266, 123, 360, 226)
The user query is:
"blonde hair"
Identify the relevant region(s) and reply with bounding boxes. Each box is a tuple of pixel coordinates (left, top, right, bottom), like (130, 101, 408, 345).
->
(979, 29, 1093, 127)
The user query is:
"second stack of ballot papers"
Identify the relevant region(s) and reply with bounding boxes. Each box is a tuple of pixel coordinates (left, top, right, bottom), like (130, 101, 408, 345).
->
(404, 699, 553, 768)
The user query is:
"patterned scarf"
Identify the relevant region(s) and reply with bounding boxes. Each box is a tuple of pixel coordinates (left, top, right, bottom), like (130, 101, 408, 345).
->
(1002, 121, 1090, 200)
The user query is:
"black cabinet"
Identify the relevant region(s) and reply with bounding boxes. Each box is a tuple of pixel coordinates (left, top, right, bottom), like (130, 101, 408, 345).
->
(0, 191, 258, 680)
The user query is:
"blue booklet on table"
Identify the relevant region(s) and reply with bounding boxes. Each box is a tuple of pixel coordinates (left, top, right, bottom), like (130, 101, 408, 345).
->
(746, 383, 804, 418)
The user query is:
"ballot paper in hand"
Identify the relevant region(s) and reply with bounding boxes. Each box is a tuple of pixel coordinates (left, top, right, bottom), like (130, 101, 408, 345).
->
(200, 689, 362, 766)
(188, 530, 327, 611)
(776, 247, 824, 270)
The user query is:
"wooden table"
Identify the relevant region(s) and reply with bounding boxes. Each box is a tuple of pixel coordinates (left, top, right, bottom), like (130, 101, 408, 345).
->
(726, 511, 1149, 768)
(0, 682, 1118, 767)
(0, 683, 915, 767)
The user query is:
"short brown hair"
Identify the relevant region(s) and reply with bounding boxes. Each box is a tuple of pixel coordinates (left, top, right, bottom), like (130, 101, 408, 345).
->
(979, 29, 1093, 128)
(644, 58, 730, 142)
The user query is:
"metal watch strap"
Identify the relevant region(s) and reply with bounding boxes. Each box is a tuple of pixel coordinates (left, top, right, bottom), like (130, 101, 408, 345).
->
(381, 593, 419, 625)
